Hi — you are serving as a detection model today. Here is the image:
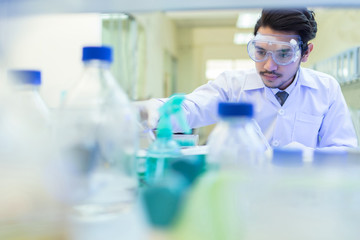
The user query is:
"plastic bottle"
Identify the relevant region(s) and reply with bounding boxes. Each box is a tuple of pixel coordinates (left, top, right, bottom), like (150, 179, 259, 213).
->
(247, 148, 355, 240)
(145, 94, 191, 185)
(0, 70, 67, 239)
(173, 102, 268, 240)
(4, 69, 51, 164)
(56, 46, 139, 218)
(7, 69, 50, 131)
(186, 102, 269, 240)
(207, 102, 268, 170)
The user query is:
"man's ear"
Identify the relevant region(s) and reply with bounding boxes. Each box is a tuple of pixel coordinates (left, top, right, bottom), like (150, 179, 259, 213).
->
(301, 43, 313, 63)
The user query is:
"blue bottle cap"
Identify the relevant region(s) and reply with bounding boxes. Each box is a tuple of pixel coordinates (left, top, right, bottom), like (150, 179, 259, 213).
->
(218, 102, 253, 117)
(312, 149, 348, 167)
(272, 148, 304, 167)
(82, 46, 113, 63)
(8, 70, 41, 85)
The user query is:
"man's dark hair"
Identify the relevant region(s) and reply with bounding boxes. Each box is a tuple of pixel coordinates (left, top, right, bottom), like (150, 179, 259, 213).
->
(254, 8, 317, 55)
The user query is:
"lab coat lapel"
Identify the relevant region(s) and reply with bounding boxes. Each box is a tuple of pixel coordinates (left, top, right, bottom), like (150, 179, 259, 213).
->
(282, 83, 298, 107)
(265, 87, 281, 106)
(283, 68, 318, 107)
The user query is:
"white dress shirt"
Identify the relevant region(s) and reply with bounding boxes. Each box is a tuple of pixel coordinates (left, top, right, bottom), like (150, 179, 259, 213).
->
(151, 67, 358, 148)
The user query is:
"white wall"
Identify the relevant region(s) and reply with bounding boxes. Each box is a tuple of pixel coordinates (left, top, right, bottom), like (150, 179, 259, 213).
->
(2, 11, 179, 107)
(135, 12, 178, 99)
(3, 13, 102, 108)
(177, 26, 246, 93)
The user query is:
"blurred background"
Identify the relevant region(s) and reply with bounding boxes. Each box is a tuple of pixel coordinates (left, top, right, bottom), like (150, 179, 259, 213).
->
(2, 1, 360, 240)
(1, 2, 360, 143)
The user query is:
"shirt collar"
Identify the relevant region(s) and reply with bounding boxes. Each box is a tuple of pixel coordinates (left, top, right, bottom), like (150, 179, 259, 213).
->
(297, 67, 318, 89)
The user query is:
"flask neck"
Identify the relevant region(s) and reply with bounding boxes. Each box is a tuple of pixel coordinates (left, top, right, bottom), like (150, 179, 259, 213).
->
(83, 59, 112, 69)
(221, 116, 251, 123)
(12, 83, 40, 92)
(80, 59, 115, 89)
(219, 116, 253, 129)
(63, 58, 123, 109)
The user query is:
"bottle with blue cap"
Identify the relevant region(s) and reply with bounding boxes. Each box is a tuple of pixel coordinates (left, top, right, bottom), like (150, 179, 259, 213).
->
(3, 68, 51, 175)
(7, 69, 50, 128)
(5, 69, 51, 150)
(207, 102, 269, 169)
(56, 45, 139, 218)
(169, 102, 268, 240)
(0, 71, 66, 238)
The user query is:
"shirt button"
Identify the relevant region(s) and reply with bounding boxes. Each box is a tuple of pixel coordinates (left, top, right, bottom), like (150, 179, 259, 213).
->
(272, 140, 279, 147)
(278, 109, 285, 115)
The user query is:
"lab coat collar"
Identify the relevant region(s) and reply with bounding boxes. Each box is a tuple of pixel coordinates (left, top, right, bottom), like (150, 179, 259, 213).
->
(297, 67, 318, 89)
(243, 70, 265, 90)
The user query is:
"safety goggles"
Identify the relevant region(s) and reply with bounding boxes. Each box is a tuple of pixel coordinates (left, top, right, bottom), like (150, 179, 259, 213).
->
(247, 34, 302, 66)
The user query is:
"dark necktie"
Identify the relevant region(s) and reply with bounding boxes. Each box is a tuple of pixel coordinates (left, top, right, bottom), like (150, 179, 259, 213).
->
(275, 91, 289, 106)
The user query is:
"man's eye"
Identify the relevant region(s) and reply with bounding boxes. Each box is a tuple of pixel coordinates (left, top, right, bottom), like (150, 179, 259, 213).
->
(256, 50, 266, 56)
(280, 53, 291, 58)
(277, 51, 292, 59)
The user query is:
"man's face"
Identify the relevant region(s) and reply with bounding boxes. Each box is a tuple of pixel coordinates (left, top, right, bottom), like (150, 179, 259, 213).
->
(254, 27, 307, 90)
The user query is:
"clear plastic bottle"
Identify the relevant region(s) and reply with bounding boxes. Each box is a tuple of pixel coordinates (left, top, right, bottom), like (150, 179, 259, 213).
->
(179, 102, 269, 240)
(7, 70, 50, 131)
(207, 102, 267, 170)
(4, 69, 51, 162)
(56, 46, 139, 218)
(0, 70, 66, 239)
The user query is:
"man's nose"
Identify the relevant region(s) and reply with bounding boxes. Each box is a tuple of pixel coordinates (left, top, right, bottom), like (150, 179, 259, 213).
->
(264, 53, 278, 71)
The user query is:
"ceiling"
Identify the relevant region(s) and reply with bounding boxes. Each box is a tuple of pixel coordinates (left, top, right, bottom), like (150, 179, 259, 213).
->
(4, 0, 360, 17)
(165, 9, 261, 28)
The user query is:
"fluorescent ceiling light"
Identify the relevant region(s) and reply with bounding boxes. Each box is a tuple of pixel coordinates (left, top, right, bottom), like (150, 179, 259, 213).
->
(233, 33, 253, 45)
(101, 13, 129, 20)
(236, 13, 260, 28)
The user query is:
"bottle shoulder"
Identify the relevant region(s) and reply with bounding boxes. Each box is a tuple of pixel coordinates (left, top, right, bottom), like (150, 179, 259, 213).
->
(63, 68, 130, 108)
(207, 119, 264, 148)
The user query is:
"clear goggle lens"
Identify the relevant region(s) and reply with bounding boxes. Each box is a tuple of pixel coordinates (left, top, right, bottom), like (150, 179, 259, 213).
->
(247, 34, 302, 65)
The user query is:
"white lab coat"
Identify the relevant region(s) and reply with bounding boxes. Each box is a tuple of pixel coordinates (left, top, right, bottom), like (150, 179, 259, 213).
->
(152, 67, 358, 148)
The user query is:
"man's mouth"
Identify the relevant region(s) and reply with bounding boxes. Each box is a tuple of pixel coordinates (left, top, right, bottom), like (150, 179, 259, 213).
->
(260, 71, 282, 80)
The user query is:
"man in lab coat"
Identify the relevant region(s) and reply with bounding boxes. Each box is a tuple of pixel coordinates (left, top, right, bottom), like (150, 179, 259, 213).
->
(145, 8, 358, 149)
